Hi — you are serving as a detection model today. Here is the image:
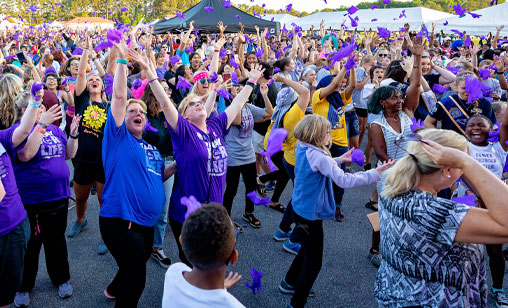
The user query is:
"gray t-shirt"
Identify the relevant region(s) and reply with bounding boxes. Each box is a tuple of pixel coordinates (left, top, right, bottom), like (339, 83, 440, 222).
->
(353, 67, 368, 109)
(225, 104, 265, 166)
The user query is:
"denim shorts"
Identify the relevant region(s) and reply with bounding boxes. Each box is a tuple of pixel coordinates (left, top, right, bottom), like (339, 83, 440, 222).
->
(345, 111, 360, 139)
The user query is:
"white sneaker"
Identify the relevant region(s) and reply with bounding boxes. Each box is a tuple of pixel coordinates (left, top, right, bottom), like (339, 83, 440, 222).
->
(14, 292, 30, 307)
(492, 288, 508, 308)
(151, 250, 171, 268)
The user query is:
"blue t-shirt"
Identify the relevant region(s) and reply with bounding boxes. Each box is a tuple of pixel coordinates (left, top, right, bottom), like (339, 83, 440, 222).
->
(100, 110, 165, 227)
(176, 49, 190, 66)
(429, 94, 496, 136)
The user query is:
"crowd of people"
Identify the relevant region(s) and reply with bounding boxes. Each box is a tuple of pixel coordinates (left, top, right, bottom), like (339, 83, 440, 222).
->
(2, 11, 508, 308)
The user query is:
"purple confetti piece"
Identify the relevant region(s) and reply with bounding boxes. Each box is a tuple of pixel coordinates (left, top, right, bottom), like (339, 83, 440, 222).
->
(286, 4, 292, 12)
(219, 49, 227, 59)
(488, 122, 501, 142)
(95, 41, 113, 52)
(72, 48, 83, 56)
(120, 7, 127, 12)
(464, 36, 471, 48)
(371, 19, 378, 22)
(107, 28, 122, 43)
(432, 84, 448, 94)
(210, 72, 218, 83)
(479, 69, 491, 80)
(468, 12, 481, 18)
(352, 149, 364, 166)
(31, 82, 45, 101)
(344, 56, 356, 70)
(215, 89, 233, 100)
(181, 196, 202, 220)
(170, 55, 181, 65)
(231, 72, 238, 84)
(443, 21, 449, 26)
(348, 15, 358, 27)
(44, 67, 57, 76)
(235, 15, 241, 19)
(450, 29, 464, 37)
(103, 74, 114, 97)
(273, 67, 281, 73)
(377, 27, 391, 39)
(176, 76, 192, 92)
(176, 12, 185, 19)
(452, 3, 467, 16)
(132, 78, 143, 89)
(275, 51, 283, 59)
(371, 4, 379, 10)
(245, 268, 263, 295)
(465, 76, 484, 104)
(382, 0, 391, 4)
(452, 195, 476, 207)
(347, 5, 358, 15)
(229, 57, 239, 69)
(223, 0, 231, 8)
(145, 121, 158, 133)
(410, 118, 425, 132)
(204, 6, 214, 12)
(255, 47, 264, 58)
(491, 0, 496, 5)
(399, 10, 407, 18)
(246, 191, 271, 207)
(261, 128, 289, 172)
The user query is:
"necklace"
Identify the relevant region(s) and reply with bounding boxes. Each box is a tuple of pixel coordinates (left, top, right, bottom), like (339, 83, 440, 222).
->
(385, 115, 399, 122)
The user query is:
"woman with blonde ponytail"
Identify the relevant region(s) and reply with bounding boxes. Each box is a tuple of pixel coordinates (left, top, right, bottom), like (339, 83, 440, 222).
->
(375, 128, 508, 308)
(0, 74, 23, 129)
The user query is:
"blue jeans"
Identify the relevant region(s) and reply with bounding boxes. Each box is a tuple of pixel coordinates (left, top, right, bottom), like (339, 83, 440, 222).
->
(279, 158, 300, 243)
(330, 144, 348, 208)
(345, 110, 360, 139)
(153, 159, 175, 249)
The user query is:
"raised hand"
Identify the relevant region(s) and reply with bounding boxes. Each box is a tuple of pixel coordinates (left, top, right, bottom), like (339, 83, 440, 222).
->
(409, 37, 424, 57)
(224, 271, 242, 291)
(260, 83, 268, 95)
(376, 159, 395, 174)
(497, 25, 505, 32)
(420, 139, 469, 169)
(214, 37, 226, 50)
(247, 63, 266, 83)
(39, 104, 62, 126)
(114, 42, 128, 60)
(128, 48, 150, 70)
(69, 115, 82, 137)
(218, 21, 227, 34)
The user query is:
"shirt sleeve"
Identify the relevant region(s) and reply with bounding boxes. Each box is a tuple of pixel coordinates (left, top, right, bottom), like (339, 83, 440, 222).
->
(248, 104, 266, 121)
(312, 89, 327, 107)
(207, 111, 229, 138)
(429, 101, 445, 121)
(103, 109, 127, 151)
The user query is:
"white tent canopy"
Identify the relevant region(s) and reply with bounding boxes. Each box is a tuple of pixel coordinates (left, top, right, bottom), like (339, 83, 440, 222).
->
(294, 7, 452, 31)
(263, 14, 299, 25)
(433, 2, 508, 36)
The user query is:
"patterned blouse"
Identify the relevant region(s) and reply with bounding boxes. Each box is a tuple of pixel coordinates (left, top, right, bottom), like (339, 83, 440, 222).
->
(375, 190, 487, 308)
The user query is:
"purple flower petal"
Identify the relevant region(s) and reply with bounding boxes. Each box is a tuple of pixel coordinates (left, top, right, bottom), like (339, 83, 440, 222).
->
(246, 191, 271, 207)
(260, 128, 289, 172)
(244, 268, 263, 295)
(181, 196, 202, 220)
(352, 149, 364, 166)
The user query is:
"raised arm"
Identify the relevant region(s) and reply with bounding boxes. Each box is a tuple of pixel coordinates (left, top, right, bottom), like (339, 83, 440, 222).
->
(24, 51, 41, 83)
(404, 40, 423, 116)
(129, 49, 178, 131)
(493, 25, 504, 49)
(273, 74, 310, 112)
(495, 58, 508, 91)
(17, 104, 62, 162)
(12, 91, 42, 148)
(178, 21, 194, 52)
(225, 64, 264, 128)
(319, 65, 346, 100)
(110, 43, 129, 127)
(344, 67, 356, 100)
(259, 83, 274, 118)
(76, 34, 92, 96)
(209, 38, 226, 74)
(65, 115, 80, 159)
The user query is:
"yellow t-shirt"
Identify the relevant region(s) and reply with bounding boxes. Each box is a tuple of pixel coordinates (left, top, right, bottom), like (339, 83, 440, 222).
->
(312, 88, 352, 147)
(263, 104, 306, 166)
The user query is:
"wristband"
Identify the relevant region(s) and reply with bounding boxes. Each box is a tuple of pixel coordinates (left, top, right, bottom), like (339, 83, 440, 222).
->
(34, 126, 46, 135)
(37, 122, 48, 129)
(116, 58, 128, 64)
(30, 103, 41, 108)
(69, 134, 79, 139)
(214, 49, 220, 52)
(148, 78, 157, 83)
(247, 79, 257, 84)
(413, 66, 420, 68)
(246, 81, 256, 88)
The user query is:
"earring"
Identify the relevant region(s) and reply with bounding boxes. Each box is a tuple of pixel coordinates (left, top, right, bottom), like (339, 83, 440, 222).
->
(447, 175, 451, 178)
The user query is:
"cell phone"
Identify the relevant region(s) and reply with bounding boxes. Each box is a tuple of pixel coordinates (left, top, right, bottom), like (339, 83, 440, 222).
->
(223, 73, 231, 81)
(16, 51, 26, 64)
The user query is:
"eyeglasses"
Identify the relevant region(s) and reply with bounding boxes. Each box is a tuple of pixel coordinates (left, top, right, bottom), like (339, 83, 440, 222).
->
(188, 101, 205, 107)
(70, 63, 79, 67)
(199, 78, 211, 84)
(161, 46, 168, 49)
(393, 133, 429, 159)
(378, 54, 390, 58)
(46, 77, 57, 82)
(127, 109, 147, 115)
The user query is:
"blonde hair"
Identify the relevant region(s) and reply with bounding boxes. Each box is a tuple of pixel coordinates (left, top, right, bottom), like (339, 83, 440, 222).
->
(178, 93, 200, 115)
(14, 91, 33, 121)
(382, 129, 468, 198)
(361, 55, 376, 66)
(293, 114, 331, 156)
(0, 74, 23, 128)
(126, 99, 147, 112)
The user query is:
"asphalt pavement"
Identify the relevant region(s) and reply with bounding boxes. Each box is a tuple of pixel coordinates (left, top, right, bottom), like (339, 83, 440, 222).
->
(16, 141, 507, 308)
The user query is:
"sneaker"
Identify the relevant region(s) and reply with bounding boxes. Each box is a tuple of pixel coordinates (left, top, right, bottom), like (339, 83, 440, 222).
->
(265, 181, 276, 192)
(368, 252, 381, 267)
(283, 239, 301, 255)
(152, 250, 172, 269)
(97, 238, 109, 255)
(279, 278, 315, 297)
(334, 208, 344, 222)
(104, 288, 115, 299)
(91, 184, 97, 195)
(66, 219, 88, 238)
(492, 288, 508, 308)
(14, 292, 30, 307)
(58, 281, 73, 298)
(273, 228, 293, 242)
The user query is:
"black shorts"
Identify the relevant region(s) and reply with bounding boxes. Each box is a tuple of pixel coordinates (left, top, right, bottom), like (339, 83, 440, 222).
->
(72, 160, 106, 185)
(0, 218, 29, 306)
(355, 108, 368, 118)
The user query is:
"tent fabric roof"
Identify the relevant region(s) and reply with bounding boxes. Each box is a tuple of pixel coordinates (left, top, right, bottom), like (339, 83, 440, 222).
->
(433, 2, 508, 36)
(263, 14, 299, 25)
(153, 0, 279, 34)
(63, 17, 114, 25)
(294, 7, 452, 31)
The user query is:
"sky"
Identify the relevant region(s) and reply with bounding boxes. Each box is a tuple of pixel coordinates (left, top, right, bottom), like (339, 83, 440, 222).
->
(231, 0, 411, 14)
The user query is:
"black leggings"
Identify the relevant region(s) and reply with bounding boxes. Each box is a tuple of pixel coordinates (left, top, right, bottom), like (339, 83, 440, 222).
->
(487, 244, 505, 289)
(284, 213, 323, 308)
(19, 199, 70, 292)
(258, 151, 290, 203)
(223, 163, 257, 215)
(168, 217, 191, 267)
(99, 217, 153, 308)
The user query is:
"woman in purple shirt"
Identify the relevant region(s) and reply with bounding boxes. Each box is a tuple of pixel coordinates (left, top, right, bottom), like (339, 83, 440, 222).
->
(130, 49, 265, 265)
(0, 89, 41, 308)
(11, 91, 80, 307)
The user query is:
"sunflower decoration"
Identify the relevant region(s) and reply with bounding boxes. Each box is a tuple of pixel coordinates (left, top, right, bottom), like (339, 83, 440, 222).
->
(82, 105, 107, 130)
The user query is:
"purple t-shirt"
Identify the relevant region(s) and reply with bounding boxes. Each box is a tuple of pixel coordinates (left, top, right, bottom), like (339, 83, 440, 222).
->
(8, 123, 70, 204)
(168, 113, 229, 223)
(0, 131, 26, 236)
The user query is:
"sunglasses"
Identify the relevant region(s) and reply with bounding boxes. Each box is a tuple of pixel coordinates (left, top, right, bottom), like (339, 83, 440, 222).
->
(378, 53, 390, 58)
(394, 133, 429, 159)
(199, 78, 211, 84)
(188, 101, 205, 108)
